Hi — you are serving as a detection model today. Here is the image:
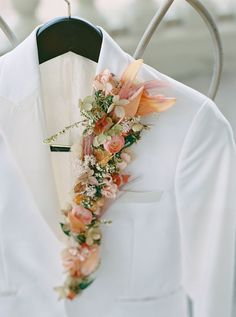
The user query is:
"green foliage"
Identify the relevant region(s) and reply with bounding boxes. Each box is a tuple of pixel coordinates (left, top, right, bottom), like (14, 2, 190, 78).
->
(79, 278, 95, 290)
(60, 223, 70, 236)
(95, 91, 114, 113)
(123, 132, 141, 148)
(76, 234, 86, 244)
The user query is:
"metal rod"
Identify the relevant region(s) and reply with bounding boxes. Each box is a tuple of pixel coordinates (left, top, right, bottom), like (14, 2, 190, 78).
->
(64, 0, 71, 18)
(133, 0, 223, 100)
(0, 16, 18, 48)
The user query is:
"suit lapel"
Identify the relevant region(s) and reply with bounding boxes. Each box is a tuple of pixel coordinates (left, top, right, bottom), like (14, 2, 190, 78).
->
(0, 23, 134, 242)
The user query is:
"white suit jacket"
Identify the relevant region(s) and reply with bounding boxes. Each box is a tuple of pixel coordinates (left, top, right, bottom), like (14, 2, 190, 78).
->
(0, 24, 235, 317)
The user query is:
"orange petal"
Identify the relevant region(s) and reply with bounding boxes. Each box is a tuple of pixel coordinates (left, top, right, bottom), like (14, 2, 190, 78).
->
(137, 94, 176, 116)
(121, 174, 131, 184)
(67, 291, 77, 300)
(121, 59, 143, 83)
(123, 86, 144, 117)
(74, 194, 85, 205)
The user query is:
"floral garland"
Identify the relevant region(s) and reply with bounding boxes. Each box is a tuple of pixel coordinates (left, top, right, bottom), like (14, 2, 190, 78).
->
(43, 58, 176, 300)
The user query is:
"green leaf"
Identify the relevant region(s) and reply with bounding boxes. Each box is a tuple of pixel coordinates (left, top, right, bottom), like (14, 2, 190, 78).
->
(79, 278, 95, 290)
(123, 133, 140, 148)
(95, 186, 102, 197)
(60, 223, 70, 236)
(76, 234, 86, 243)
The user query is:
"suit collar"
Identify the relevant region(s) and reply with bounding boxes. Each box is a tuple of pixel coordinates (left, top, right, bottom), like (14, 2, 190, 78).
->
(0, 23, 131, 104)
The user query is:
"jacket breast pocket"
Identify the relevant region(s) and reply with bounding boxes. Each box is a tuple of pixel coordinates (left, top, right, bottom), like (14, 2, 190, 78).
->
(114, 188, 174, 298)
(116, 188, 164, 204)
(99, 188, 166, 296)
(114, 286, 190, 317)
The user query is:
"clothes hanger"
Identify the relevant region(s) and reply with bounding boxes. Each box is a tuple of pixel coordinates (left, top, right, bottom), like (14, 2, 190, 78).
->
(133, 0, 223, 101)
(36, 0, 102, 65)
(36, 0, 103, 152)
(0, 1, 223, 153)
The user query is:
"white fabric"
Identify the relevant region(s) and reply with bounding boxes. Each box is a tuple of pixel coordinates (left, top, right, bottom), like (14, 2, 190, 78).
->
(0, 23, 235, 317)
(39, 52, 98, 209)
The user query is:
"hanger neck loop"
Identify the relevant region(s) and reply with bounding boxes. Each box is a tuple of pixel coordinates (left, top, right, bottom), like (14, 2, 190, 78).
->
(64, 0, 71, 18)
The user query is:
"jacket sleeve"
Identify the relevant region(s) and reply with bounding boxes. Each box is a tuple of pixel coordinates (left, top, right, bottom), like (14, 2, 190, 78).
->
(174, 97, 236, 317)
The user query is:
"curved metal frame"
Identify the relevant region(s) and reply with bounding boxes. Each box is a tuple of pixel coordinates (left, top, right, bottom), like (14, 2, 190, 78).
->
(0, 16, 18, 48)
(133, 0, 223, 100)
(0, 0, 222, 99)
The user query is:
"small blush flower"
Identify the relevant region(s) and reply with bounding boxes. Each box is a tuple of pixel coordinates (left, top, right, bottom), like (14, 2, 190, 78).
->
(61, 248, 82, 277)
(72, 206, 93, 225)
(117, 161, 127, 170)
(80, 245, 100, 276)
(88, 176, 99, 186)
(101, 178, 118, 199)
(120, 152, 131, 163)
(117, 151, 132, 170)
(103, 135, 125, 154)
(93, 69, 116, 96)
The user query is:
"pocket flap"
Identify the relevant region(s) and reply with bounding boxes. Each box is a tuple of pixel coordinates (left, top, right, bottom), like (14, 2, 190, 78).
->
(116, 188, 164, 203)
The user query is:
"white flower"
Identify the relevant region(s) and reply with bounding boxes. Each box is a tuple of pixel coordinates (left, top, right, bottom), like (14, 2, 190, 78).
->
(114, 106, 125, 118)
(132, 123, 143, 132)
(72, 158, 85, 176)
(121, 120, 132, 133)
(113, 95, 129, 106)
(84, 154, 97, 166)
(108, 95, 129, 117)
(132, 115, 141, 123)
(85, 184, 97, 198)
(72, 158, 95, 180)
(79, 95, 95, 111)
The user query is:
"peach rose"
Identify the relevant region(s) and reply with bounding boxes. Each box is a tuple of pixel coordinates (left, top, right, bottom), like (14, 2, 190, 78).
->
(68, 212, 86, 234)
(103, 135, 125, 154)
(72, 205, 93, 225)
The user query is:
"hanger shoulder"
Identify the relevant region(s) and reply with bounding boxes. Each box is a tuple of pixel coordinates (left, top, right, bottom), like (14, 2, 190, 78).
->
(36, 17, 102, 64)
